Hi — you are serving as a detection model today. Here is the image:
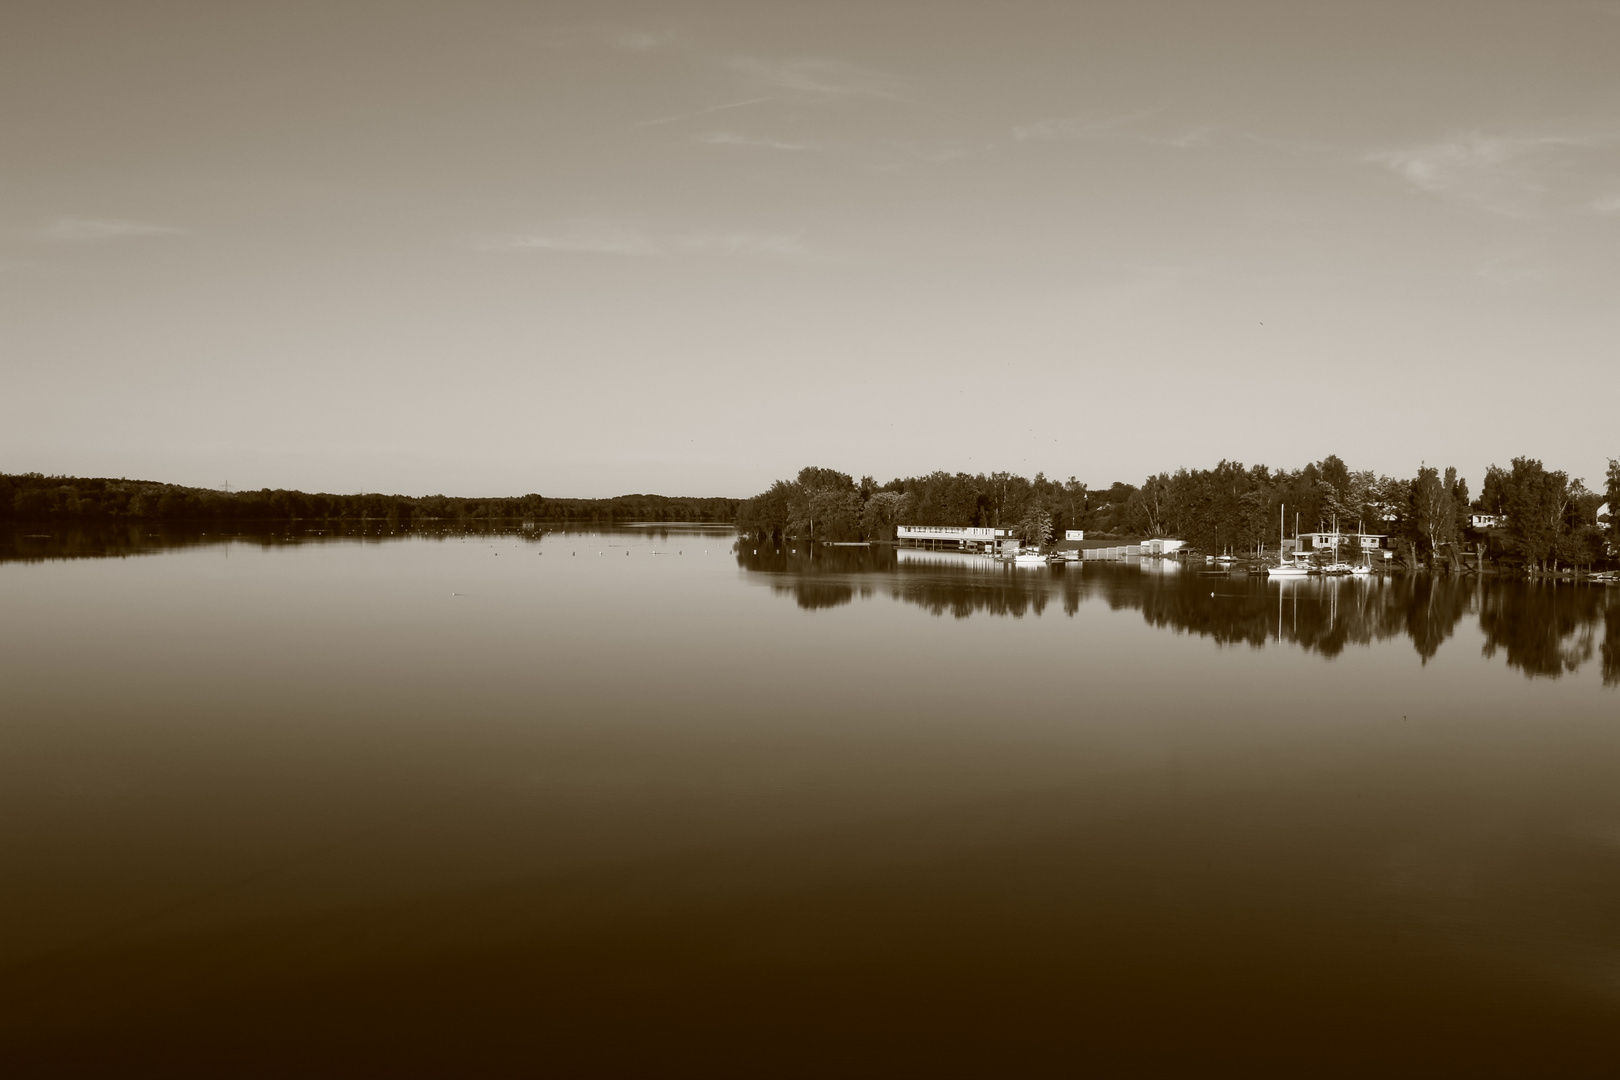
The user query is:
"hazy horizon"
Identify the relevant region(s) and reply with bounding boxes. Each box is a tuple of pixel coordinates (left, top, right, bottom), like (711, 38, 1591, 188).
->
(5, 0, 1619, 498)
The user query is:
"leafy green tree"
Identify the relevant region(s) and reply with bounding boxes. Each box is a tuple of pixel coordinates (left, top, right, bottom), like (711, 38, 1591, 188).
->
(1016, 506, 1053, 549)
(736, 479, 795, 541)
(859, 491, 911, 540)
(1605, 458, 1620, 547)
(785, 467, 860, 544)
(1410, 465, 1460, 566)
(1369, 474, 1409, 534)
(1128, 473, 1172, 536)
(1477, 465, 1510, 513)
(1500, 457, 1570, 572)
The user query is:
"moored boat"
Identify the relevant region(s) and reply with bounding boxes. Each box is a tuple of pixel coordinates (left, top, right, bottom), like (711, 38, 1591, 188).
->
(1265, 503, 1311, 576)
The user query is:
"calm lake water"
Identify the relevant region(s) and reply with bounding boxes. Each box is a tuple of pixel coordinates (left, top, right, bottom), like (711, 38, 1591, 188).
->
(3, 524, 1619, 1076)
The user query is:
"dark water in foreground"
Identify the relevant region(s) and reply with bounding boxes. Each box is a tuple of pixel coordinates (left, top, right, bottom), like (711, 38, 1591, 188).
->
(3, 525, 1619, 1076)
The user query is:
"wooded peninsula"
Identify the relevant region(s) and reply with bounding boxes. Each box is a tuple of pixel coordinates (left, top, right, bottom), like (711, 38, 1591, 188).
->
(735, 457, 1620, 575)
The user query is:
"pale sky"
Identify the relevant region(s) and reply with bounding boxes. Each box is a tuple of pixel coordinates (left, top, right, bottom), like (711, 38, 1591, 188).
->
(4, 0, 1619, 497)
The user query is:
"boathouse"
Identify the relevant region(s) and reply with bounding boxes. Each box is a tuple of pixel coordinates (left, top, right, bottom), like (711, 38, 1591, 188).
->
(895, 525, 1009, 553)
(1296, 531, 1390, 555)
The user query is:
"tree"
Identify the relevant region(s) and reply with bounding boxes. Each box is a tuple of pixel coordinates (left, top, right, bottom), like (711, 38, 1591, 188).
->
(735, 479, 795, 541)
(1606, 458, 1620, 547)
(1317, 454, 1351, 498)
(786, 468, 861, 544)
(1410, 464, 1459, 567)
(1368, 475, 1409, 534)
(1128, 473, 1172, 537)
(860, 491, 911, 540)
(1477, 465, 1510, 513)
(1016, 505, 1053, 549)
(1062, 477, 1088, 534)
(1499, 457, 1570, 573)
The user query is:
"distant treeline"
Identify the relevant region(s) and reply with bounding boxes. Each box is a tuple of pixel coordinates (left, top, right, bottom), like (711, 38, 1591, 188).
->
(0, 474, 738, 525)
(737, 457, 1620, 573)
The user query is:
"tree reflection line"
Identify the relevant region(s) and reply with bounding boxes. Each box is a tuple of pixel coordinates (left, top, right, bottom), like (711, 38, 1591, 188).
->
(742, 547, 1620, 684)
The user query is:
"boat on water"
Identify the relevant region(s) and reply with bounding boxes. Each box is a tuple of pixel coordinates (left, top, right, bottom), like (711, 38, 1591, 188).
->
(1265, 503, 1311, 576)
(1012, 552, 1047, 567)
(1322, 562, 1355, 575)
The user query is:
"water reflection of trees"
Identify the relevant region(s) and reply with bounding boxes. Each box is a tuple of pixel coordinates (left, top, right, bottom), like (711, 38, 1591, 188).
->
(2, 521, 719, 566)
(739, 549, 1620, 682)
(1479, 583, 1607, 679)
(1604, 604, 1620, 687)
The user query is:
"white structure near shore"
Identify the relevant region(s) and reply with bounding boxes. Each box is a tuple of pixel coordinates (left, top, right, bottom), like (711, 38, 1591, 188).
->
(896, 525, 1010, 553)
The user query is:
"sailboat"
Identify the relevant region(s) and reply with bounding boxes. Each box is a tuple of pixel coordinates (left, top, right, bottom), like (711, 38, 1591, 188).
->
(1266, 504, 1310, 577)
(1319, 514, 1355, 574)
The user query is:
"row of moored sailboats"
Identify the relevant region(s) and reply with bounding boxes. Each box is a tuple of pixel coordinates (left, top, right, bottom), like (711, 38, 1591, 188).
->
(1264, 504, 1373, 577)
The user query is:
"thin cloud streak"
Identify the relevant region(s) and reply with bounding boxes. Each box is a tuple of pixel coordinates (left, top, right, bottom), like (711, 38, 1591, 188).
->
(701, 131, 819, 152)
(615, 30, 672, 51)
(1011, 111, 1219, 153)
(1013, 111, 1156, 142)
(540, 24, 675, 52)
(1367, 132, 1618, 216)
(474, 224, 810, 260)
(728, 56, 905, 101)
(635, 97, 773, 128)
(42, 218, 183, 242)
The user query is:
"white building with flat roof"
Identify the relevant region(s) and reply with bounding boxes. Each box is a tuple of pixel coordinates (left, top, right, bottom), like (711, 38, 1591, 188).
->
(895, 525, 1009, 552)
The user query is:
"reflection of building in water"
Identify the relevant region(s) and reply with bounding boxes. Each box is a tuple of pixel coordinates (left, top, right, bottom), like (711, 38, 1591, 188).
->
(896, 546, 1008, 570)
(742, 546, 1620, 680)
(896, 525, 1009, 554)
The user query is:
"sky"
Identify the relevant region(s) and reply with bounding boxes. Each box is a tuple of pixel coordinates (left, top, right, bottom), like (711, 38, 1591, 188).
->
(3, 0, 1619, 498)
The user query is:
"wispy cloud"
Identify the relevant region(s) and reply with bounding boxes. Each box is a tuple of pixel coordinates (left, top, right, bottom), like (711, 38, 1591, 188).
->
(728, 56, 904, 101)
(635, 97, 773, 128)
(1012, 111, 1217, 152)
(1591, 192, 1620, 215)
(474, 223, 810, 260)
(700, 131, 818, 152)
(1475, 253, 1550, 284)
(883, 139, 999, 165)
(42, 218, 183, 243)
(614, 29, 672, 50)
(1141, 126, 1219, 149)
(1013, 111, 1154, 143)
(541, 24, 674, 51)
(1367, 132, 1618, 216)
